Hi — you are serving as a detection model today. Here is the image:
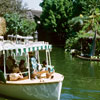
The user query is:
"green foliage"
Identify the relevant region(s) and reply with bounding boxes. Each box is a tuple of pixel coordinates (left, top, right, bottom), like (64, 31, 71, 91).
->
(4, 13, 36, 36)
(72, 0, 85, 17)
(77, 7, 100, 37)
(65, 37, 80, 51)
(40, 0, 100, 53)
(40, 0, 73, 40)
(4, 13, 21, 35)
(0, 0, 27, 16)
(82, 0, 100, 15)
(68, 0, 100, 38)
(20, 19, 36, 36)
(96, 40, 100, 55)
(66, 7, 100, 53)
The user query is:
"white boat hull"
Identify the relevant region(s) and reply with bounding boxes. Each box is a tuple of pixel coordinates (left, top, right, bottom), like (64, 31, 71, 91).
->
(0, 73, 64, 100)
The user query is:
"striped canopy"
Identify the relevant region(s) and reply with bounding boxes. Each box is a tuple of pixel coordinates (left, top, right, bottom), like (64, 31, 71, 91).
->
(0, 41, 52, 55)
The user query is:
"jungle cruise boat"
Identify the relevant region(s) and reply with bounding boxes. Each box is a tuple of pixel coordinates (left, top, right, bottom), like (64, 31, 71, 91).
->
(0, 35, 64, 100)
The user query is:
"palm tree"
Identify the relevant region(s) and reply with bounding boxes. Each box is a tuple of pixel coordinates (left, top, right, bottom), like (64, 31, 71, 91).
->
(69, 8, 100, 57)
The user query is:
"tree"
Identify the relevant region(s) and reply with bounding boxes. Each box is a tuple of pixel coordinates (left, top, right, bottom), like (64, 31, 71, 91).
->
(4, 13, 21, 36)
(65, 0, 100, 52)
(39, 0, 100, 45)
(69, 0, 100, 37)
(20, 18, 37, 36)
(72, 0, 100, 16)
(4, 13, 36, 37)
(40, 0, 73, 42)
(0, 0, 27, 16)
(67, 0, 100, 37)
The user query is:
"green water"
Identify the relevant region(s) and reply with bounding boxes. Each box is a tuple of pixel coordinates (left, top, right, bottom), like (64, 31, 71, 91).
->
(1, 47, 100, 100)
(51, 47, 100, 100)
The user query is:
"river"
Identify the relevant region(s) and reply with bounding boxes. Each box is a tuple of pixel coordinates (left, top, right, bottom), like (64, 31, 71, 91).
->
(1, 47, 100, 100)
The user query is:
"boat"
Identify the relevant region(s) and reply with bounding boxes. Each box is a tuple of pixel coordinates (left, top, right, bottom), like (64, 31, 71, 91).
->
(76, 31, 100, 61)
(0, 35, 64, 100)
(76, 55, 100, 61)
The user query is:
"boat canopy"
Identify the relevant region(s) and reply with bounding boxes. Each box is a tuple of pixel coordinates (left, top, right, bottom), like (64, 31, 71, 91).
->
(0, 40, 52, 80)
(0, 41, 52, 55)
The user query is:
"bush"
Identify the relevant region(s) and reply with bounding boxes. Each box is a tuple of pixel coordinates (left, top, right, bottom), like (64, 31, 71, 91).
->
(4, 13, 36, 37)
(65, 37, 80, 52)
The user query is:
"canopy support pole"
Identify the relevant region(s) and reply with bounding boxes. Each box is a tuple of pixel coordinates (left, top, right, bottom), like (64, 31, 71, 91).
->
(46, 50, 48, 65)
(6, 50, 8, 57)
(35, 51, 40, 63)
(48, 50, 51, 65)
(37, 51, 40, 64)
(13, 52, 15, 59)
(3, 50, 6, 79)
(28, 53, 31, 80)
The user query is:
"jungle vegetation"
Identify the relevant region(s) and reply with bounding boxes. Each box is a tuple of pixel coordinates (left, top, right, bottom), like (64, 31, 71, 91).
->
(38, 0, 100, 54)
(0, 0, 36, 37)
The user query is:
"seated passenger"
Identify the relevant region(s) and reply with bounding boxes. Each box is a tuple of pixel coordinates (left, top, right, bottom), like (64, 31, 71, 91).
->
(6, 56, 16, 73)
(30, 56, 38, 79)
(9, 73, 23, 81)
(36, 61, 55, 79)
(30, 56, 38, 71)
(42, 61, 55, 73)
(37, 63, 42, 72)
(19, 59, 28, 77)
(12, 65, 20, 73)
(9, 65, 23, 81)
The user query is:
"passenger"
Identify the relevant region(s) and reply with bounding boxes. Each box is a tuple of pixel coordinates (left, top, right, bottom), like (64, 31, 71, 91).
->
(42, 61, 55, 73)
(41, 60, 47, 71)
(30, 56, 38, 71)
(37, 61, 55, 79)
(6, 56, 16, 73)
(30, 56, 43, 79)
(37, 63, 42, 72)
(12, 64, 20, 73)
(30, 56, 38, 79)
(9, 65, 23, 81)
(19, 60, 28, 77)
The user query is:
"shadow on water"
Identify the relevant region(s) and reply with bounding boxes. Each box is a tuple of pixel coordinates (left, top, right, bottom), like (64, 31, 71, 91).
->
(1, 47, 100, 100)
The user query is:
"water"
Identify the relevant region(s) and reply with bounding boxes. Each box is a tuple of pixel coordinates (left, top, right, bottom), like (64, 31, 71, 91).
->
(51, 47, 100, 100)
(1, 47, 100, 100)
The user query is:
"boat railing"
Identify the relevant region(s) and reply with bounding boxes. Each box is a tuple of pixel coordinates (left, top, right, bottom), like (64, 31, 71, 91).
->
(7, 35, 50, 46)
(6, 71, 29, 81)
(6, 71, 28, 76)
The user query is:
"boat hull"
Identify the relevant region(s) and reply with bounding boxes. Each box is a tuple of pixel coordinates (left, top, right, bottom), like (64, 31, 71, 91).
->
(77, 55, 100, 61)
(0, 73, 63, 100)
